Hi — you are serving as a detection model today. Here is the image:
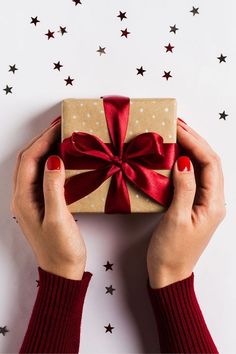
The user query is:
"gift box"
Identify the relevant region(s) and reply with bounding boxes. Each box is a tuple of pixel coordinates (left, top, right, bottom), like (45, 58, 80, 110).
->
(59, 96, 180, 213)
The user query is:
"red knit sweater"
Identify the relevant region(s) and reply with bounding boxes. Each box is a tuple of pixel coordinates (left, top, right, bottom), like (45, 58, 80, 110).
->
(19, 267, 218, 354)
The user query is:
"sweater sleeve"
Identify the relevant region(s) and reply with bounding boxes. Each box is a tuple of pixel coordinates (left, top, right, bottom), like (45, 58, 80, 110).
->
(19, 267, 93, 354)
(146, 272, 219, 353)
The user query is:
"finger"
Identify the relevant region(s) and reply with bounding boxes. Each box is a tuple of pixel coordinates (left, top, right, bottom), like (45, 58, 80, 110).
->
(43, 155, 68, 218)
(13, 120, 61, 195)
(14, 122, 61, 200)
(168, 156, 196, 218)
(177, 124, 224, 208)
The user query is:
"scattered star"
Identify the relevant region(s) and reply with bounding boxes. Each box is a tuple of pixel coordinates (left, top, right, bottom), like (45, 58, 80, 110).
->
(104, 323, 114, 333)
(30, 16, 40, 26)
(0, 326, 9, 336)
(169, 24, 179, 34)
(45, 30, 55, 40)
(217, 54, 227, 63)
(53, 61, 63, 71)
(9, 64, 18, 74)
(105, 285, 116, 295)
(190, 7, 199, 16)
(58, 26, 67, 35)
(103, 261, 113, 271)
(136, 66, 146, 76)
(117, 11, 127, 21)
(64, 76, 74, 86)
(3, 85, 13, 95)
(12, 216, 18, 223)
(36, 280, 40, 287)
(165, 43, 174, 53)
(121, 28, 130, 38)
(162, 71, 172, 80)
(97, 46, 106, 56)
(73, 0, 82, 5)
(219, 110, 228, 120)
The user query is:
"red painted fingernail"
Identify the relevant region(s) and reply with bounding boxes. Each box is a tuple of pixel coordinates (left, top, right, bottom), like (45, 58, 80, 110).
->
(177, 117, 187, 125)
(50, 116, 61, 126)
(46, 155, 61, 170)
(177, 156, 191, 172)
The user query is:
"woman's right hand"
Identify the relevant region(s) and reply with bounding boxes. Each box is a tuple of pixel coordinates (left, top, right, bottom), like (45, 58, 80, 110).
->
(147, 118, 226, 288)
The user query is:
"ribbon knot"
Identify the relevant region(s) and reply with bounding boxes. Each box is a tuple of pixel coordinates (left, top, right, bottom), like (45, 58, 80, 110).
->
(59, 95, 181, 213)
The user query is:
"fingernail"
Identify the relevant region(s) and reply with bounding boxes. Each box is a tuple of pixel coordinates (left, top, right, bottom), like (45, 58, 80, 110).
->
(177, 156, 191, 172)
(177, 117, 187, 125)
(50, 116, 61, 127)
(46, 155, 61, 170)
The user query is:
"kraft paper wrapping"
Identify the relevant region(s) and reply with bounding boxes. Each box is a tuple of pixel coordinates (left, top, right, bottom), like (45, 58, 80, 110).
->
(61, 98, 177, 213)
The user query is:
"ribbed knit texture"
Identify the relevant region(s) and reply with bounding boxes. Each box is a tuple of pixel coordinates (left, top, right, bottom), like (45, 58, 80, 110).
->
(147, 272, 219, 353)
(19, 267, 93, 354)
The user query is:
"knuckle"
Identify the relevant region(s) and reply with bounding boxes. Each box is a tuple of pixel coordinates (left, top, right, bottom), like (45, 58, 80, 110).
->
(208, 204, 226, 221)
(209, 152, 221, 165)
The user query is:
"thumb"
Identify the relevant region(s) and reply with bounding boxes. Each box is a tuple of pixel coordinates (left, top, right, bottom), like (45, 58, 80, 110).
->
(167, 156, 196, 218)
(43, 155, 67, 217)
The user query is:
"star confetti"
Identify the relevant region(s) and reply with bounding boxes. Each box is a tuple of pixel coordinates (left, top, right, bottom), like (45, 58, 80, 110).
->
(190, 7, 199, 16)
(3, 85, 13, 95)
(217, 54, 227, 63)
(73, 0, 82, 5)
(103, 261, 113, 271)
(58, 26, 67, 35)
(117, 11, 127, 21)
(36, 280, 40, 287)
(30, 16, 40, 26)
(169, 24, 179, 34)
(165, 43, 174, 53)
(97, 46, 106, 56)
(162, 71, 172, 80)
(121, 28, 130, 38)
(219, 110, 228, 120)
(53, 61, 63, 71)
(64, 76, 74, 86)
(45, 30, 55, 40)
(104, 323, 114, 333)
(136, 66, 146, 76)
(0, 326, 9, 336)
(9, 64, 18, 74)
(105, 285, 116, 295)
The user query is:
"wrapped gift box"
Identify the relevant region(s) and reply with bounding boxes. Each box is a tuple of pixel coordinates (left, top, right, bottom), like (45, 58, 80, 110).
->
(59, 96, 179, 213)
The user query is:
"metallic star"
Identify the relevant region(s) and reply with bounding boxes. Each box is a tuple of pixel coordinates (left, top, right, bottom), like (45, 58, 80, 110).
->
(136, 66, 146, 76)
(105, 285, 116, 295)
(162, 71, 172, 80)
(121, 28, 130, 38)
(104, 323, 114, 333)
(217, 54, 227, 63)
(45, 30, 55, 40)
(0, 326, 9, 336)
(3, 85, 13, 94)
(73, 0, 82, 5)
(9, 64, 18, 74)
(59, 26, 67, 35)
(103, 261, 113, 271)
(169, 24, 179, 34)
(30, 16, 40, 26)
(219, 110, 228, 120)
(117, 11, 127, 21)
(190, 7, 199, 16)
(97, 46, 106, 56)
(165, 43, 174, 53)
(53, 61, 63, 71)
(64, 76, 74, 86)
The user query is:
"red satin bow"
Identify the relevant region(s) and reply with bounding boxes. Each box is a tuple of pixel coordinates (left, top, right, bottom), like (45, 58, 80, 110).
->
(59, 96, 181, 213)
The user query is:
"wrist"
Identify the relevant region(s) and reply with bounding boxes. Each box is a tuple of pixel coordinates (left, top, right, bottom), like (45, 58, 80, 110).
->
(148, 268, 192, 289)
(38, 260, 86, 280)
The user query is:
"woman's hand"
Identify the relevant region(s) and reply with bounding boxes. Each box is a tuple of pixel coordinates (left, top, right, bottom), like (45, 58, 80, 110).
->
(10, 118, 86, 280)
(147, 118, 226, 288)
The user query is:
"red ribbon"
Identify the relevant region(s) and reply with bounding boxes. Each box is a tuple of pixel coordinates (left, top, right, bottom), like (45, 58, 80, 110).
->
(58, 96, 181, 213)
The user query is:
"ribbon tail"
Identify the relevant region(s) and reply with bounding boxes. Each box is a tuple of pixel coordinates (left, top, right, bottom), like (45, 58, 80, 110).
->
(64, 165, 114, 205)
(105, 170, 131, 214)
(123, 162, 173, 207)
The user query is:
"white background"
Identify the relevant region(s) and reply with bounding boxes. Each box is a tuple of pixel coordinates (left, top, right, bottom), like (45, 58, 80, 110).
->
(0, 0, 235, 353)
